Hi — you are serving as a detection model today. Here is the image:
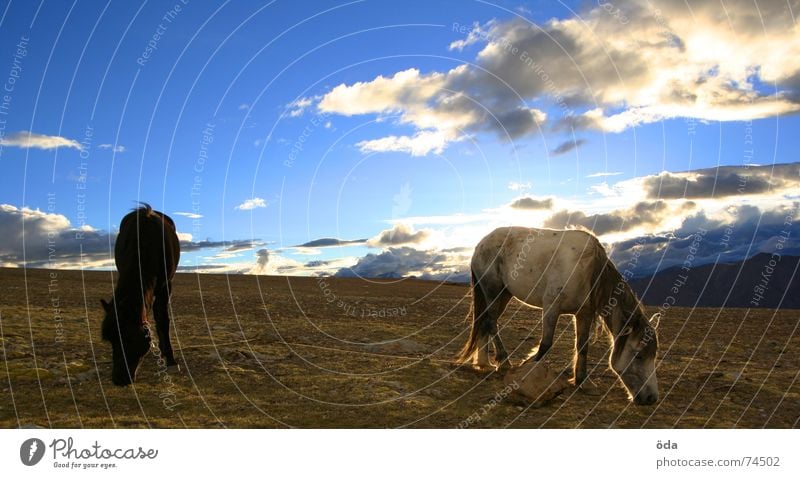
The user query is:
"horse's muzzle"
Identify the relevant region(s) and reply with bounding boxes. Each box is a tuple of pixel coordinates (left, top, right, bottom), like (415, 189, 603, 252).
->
(634, 391, 658, 406)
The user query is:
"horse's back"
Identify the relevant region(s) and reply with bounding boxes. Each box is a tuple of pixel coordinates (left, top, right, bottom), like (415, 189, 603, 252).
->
(115, 205, 180, 279)
(473, 227, 600, 311)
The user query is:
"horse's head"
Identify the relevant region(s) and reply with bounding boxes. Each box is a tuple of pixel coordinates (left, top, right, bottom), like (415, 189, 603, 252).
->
(610, 307, 660, 405)
(101, 298, 150, 386)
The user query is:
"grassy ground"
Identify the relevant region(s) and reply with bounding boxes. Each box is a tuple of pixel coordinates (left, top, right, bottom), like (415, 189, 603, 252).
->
(1, 268, 797, 428)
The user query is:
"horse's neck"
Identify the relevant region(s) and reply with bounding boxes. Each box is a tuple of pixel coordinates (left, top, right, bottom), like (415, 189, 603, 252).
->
(114, 271, 155, 311)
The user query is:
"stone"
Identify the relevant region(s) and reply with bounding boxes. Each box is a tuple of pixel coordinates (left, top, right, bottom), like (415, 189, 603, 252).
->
(503, 360, 571, 407)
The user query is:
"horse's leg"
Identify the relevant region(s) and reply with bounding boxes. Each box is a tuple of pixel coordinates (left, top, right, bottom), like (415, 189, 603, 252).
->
(486, 289, 512, 370)
(528, 286, 562, 361)
(153, 280, 178, 368)
(572, 310, 594, 385)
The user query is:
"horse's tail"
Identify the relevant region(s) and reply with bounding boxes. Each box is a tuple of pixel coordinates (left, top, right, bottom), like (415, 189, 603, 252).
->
(456, 268, 490, 363)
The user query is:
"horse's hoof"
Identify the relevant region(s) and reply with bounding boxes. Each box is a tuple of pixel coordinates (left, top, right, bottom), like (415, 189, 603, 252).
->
(494, 360, 512, 372)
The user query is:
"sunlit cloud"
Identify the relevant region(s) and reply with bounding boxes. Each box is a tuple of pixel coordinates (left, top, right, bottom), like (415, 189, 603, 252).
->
(173, 211, 203, 219)
(0, 131, 83, 151)
(303, 1, 800, 156)
(235, 197, 267, 210)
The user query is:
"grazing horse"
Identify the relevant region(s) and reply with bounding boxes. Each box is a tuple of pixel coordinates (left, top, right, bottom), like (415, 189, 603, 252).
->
(101, 204, 180, 386)
(457, 227, 660, 405)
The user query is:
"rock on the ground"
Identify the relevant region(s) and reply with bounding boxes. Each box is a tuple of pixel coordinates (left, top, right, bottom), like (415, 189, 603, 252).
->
(503, 360, 570, 407)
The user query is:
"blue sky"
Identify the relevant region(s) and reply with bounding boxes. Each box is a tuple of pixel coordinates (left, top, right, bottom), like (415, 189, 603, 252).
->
(0, 0, 798, 279)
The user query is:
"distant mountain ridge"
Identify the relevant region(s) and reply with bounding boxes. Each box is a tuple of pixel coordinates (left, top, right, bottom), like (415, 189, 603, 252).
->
(629, 253, 800, 309)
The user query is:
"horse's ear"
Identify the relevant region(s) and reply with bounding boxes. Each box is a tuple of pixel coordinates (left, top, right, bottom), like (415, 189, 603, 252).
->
(618, 325, 633, 337)
(100, 299, 112, 313)
(649, 312, 662, 329)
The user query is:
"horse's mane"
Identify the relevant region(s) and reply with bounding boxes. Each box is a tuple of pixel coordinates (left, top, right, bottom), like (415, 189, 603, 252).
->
(590, 236, 645, 334)
(132, 202, 154, 215)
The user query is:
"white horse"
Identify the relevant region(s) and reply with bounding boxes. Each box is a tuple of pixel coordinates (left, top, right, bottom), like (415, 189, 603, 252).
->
(457, 227, 660, 405)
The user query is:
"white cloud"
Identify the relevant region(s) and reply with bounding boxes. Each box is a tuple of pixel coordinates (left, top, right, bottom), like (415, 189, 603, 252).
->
(173, 211, 203, 219)
(97, 144, 125, 153)
(286, 97, 316, 117)
(235, 197, 267, 210)
(356, 130, 455, 156)
(311, 66, 546, 156)
(0, 131, 83, 151)
(309, 1, 800, 150)
(368, 223, 430, 247)
(238, 103, 250, 111)
(507, 181, 531, 191)
(587, 172, 623, 178)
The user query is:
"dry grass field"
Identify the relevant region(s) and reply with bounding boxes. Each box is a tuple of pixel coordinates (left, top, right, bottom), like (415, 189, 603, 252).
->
(1, 268, 797, 428)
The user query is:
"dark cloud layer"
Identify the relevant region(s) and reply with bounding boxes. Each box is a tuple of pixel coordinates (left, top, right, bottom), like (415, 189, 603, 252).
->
(643, 162, 800, 199)
(550, 139, 586, 156)
(0, 205, 255, 268)
(509, 197, 553, 210)
(543, 200, 685, 235)
(612, 203, 800, 277)
(335, 247, 468, 282)
(295, 238, 367, 248)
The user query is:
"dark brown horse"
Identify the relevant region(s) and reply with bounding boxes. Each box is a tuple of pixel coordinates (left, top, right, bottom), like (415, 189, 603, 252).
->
(101, 204, 180, 386)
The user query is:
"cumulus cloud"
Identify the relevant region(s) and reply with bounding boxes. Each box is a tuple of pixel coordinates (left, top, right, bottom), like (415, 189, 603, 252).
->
(303, 1, 800, 153)
(368, 224, 430, 246)
(642, 162, 800, 199)
(235, 197, 267, 210)
(335, 247, 469, 281)
(308, 64, 546, 155)
(509, 196, 553, 210)
(0, 203, 269, 270)
(0, 131, 83, 151)
(550, 139, 585, 156)
(0, 204, 113, 268)
(543, 200, 694, 235)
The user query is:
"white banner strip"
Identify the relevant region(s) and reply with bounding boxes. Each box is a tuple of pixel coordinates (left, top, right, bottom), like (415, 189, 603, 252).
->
(1, 429, 796, 477)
